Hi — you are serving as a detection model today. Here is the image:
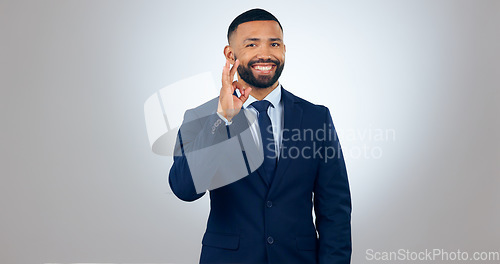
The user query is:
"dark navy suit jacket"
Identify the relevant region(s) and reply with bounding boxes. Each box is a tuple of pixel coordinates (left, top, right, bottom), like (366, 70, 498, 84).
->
(169, 87, 351, 264)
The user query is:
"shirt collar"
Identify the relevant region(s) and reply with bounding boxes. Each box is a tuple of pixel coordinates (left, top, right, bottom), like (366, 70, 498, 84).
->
(243, 83, 282, 109)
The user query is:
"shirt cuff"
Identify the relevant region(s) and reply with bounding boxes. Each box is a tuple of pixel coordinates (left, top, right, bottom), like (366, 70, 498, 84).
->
(216, 112, 233, 126)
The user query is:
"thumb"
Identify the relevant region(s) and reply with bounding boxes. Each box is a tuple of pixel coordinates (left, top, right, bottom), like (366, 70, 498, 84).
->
(239, 87, 252, 103)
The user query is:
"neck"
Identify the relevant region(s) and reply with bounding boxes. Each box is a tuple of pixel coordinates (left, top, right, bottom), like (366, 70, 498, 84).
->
(244, 81, 280, 101)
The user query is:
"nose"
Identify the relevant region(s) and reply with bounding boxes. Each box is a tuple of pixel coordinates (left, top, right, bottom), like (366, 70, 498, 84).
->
(255, 45, 272, 60)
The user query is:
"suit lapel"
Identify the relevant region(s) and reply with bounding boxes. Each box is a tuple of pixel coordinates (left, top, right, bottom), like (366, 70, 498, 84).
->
(254, 159, 269, 187)
(268, 87, 302, 194)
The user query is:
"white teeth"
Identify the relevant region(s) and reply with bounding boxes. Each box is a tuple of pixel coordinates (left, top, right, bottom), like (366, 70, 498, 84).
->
(254, 66, 272, 71)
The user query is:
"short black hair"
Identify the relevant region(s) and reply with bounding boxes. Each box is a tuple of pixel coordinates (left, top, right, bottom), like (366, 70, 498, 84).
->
(227, 8, 283, 42)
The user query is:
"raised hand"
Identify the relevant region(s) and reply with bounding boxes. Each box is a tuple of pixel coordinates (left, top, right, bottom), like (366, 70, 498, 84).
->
(217, 59, 252, 121)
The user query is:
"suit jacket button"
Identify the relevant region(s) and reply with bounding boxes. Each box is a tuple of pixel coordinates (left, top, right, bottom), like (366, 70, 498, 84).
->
(267, 236, 274, 244)
(266, 201, 273, 208)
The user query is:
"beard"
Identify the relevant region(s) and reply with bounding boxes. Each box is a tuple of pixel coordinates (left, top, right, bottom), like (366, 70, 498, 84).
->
(236, 57, 284, 89)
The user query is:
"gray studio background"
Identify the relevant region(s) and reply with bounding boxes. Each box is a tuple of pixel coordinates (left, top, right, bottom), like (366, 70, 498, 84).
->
(1, 0, 499, 263)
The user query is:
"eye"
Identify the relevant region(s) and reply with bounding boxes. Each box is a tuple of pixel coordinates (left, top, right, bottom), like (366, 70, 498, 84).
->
(246, 43, 256, 47)
(271, 43, 280, 47)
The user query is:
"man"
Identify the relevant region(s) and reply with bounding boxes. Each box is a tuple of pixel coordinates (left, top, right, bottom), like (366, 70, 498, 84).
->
(169, 8, 351, 264)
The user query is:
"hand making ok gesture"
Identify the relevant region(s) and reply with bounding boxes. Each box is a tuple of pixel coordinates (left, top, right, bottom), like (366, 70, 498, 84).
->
(217, 59, 252, 121)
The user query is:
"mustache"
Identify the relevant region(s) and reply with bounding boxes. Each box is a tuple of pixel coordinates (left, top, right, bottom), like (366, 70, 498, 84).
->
(247, 59, 280, 67)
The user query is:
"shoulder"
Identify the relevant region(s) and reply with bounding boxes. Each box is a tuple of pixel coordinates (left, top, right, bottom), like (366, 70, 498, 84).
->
(282, 87, 330, 115)
(182, 97, 219, 122)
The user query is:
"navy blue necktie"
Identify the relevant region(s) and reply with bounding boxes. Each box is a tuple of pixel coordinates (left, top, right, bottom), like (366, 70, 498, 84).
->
(251, 100, 277, 183)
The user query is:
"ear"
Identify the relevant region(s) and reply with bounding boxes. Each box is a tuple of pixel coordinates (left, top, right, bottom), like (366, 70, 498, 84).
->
(223, 45, 235, 64)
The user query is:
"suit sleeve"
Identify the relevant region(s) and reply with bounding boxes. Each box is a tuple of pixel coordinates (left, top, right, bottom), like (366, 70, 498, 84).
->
(314, 107, 352, 264)
(168, 106, 251, 201)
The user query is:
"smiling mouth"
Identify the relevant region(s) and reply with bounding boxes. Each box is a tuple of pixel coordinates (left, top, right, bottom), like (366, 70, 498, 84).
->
(251, 64, 275, 74)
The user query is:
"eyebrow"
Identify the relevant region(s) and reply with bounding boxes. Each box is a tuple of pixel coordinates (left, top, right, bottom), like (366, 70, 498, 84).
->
(243, 38, 283, 42)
